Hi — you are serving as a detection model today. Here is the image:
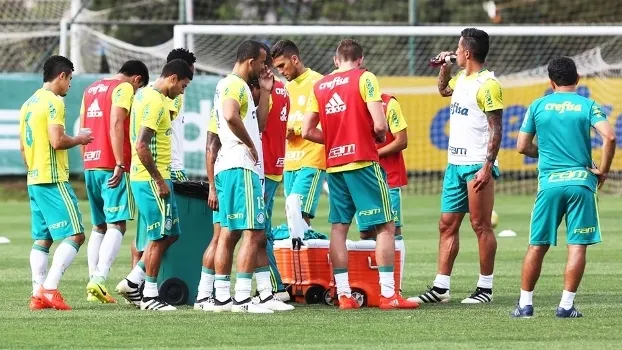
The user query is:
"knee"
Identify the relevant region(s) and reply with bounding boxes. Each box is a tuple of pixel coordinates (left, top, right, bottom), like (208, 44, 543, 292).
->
(70, 233, 86, 246)
(110, 221, 126, 233)
(470, 218, 493, 237)
(439, 217, 458, 236)
(93, 224, 106, 234)
(254, 232, 267, 248)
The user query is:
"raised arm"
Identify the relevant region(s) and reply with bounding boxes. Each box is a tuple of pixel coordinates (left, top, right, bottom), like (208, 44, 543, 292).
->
(256, 70, 274, 132)
(438, 59, 454, 97)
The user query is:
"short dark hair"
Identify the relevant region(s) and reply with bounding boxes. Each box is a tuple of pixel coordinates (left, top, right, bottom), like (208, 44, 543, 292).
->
(271, 40, 300, 59)
(43, 55, 73, 83)
(161, 58, 194, 81)
(336, 39, 363, 62)
(118, 60, 149, 86)
(460, 28, 489, 63)
(259, 42, 272, 66)
(548, 56, 579, 87)
(236, 40, 264, 63)
(167, 48, 196, 66)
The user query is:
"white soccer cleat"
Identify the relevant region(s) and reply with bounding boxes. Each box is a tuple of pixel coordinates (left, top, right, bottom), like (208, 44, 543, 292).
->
(407, 286, 451, 304)
(213, 298, 233, 312)
(115, 279, 142, 308)
(275, 290, 291, 302)
(254, 295, 295, 311)
(194, 297, 215, 312)
(461, 287, 493, 304)
(140, 297, 177, 311)
(232, 298, 274, 314)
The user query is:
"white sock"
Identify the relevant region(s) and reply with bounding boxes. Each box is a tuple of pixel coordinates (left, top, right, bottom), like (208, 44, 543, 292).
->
(303, 221, 311, 232)
(143, 278, 158, 299)
(126, 262, 146, 286)
(43, 241, 79, 290)
(234, 273, 252, 302)
(214, 275, 231, 302)
(334, 269, 351, 297)
(255, 267, 273, 300)
(519, 289, 533, 308)
(395, 237, 405, 288)
(379, 267, 396, 298)
(559, 290, 576, 310)
(87, 230, 105, 279)
(433, 274, 451, 290)
(285, 194, 305, 239)
(94, 228, 123, 281)
(477, 274, 494, 289)
(30, 245, 49, 295)
(197, 267, 215, 300)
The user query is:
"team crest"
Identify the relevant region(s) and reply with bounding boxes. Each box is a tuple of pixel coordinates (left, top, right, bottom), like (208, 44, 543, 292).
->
(165, 218, 172, 230)
(257, 212, 265, 224)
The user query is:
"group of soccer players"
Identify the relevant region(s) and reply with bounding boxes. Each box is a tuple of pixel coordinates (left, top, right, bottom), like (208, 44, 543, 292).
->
(19, 27, 616, 317)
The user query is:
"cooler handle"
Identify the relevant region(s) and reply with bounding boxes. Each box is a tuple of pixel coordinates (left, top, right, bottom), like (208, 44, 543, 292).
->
(368, 256, 378, 270)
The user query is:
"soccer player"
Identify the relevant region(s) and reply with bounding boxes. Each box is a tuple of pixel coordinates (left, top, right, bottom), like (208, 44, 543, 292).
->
(116, 59, 193, 311)
(21, 55, 94, 311)
(511, 57, 616, 318)
(211, 39, 291, 313)
(81, 60, 149, 304)
(270, 40, 325, 242)
(129, 48, 196, 269)
(356, 93, 408, 288)
(409, 28, 503, 304)
(302, 39, 418, 310)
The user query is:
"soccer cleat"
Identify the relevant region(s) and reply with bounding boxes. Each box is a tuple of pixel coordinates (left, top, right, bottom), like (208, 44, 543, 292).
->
(556, 305, 583, 318)
(86, 291, 100, 303)
(29, 296, 51, 311)
(37, 288, 71, 310)
(232, 297, 274, 314)
(408, 286, 451, 304)
(194, 296, 215, 312)
(213, 297, 233, 313)
(338, 295, 360, 310)
(379, 294, 420, 310)
(254, 294, 295, 311)
(140, 297, 177, 311)
(275, 290, 291, 302)
(461, 287, 493, 304)
(510, 303, 534, 318)
(87, 280, 117, 304)
(115, 279, 142, 308)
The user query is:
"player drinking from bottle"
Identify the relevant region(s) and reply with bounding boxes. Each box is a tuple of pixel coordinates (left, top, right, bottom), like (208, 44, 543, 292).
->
(410, 28, 503, 304)
(81, 60, 149, 304)
(116, 59, 193, 311)
(511, 56, 616, 318)
(356, 93, 408, 290)
(303, 39, 418, 310)
(21, 55, 94, 311)
(270, 40, 325, 243)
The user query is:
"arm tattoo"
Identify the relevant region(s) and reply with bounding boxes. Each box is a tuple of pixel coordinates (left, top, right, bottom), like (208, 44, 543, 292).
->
(136, 126, 161, 180)
(206, 132, 221, 161)
(438, 65, 453, 97)
(486, 110, 503, 163)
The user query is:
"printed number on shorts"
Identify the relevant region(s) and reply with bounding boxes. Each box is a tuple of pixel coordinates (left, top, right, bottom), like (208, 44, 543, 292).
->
(166, 204, 171, 216)
(257, 196, 265, 210)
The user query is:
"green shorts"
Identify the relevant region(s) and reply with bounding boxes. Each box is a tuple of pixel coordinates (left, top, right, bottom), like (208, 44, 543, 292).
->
(171, 169, 188, 182)
(283, 167, 325, 218)
(212, 210, 221, 225)
(131, 179, 180, 248)
(28, 182, 84, 241)
(328, 163, 393, 228)
(529, 185, 601, 246)
(357, 187, 403, 232)
(215, 168, 265, 231)
(264, 177, 281, 239)
(85, 170, 135, 226)
(440, 163, 500, 213)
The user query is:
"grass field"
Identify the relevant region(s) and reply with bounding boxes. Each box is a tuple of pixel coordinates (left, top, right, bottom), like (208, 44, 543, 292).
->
(1, 193, 622, 349)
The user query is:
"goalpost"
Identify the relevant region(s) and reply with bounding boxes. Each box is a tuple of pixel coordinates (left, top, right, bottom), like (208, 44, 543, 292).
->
(170, 25, 622, 195)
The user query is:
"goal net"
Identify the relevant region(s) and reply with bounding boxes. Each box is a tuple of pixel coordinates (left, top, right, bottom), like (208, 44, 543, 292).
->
(81, 25, 622, 195)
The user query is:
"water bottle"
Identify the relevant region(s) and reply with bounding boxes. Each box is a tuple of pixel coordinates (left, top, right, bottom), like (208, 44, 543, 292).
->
(429, 54, 457, 67)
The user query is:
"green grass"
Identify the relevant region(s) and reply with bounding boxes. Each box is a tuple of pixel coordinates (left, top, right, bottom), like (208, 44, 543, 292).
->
(1, 194, 622, 349)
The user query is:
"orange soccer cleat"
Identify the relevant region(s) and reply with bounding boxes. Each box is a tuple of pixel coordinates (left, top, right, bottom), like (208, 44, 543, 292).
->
(338, 295, 360, 310)
(29, 296, 51, 311)
(37, 288, 72, 311)
(379, 293, 420, 310)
